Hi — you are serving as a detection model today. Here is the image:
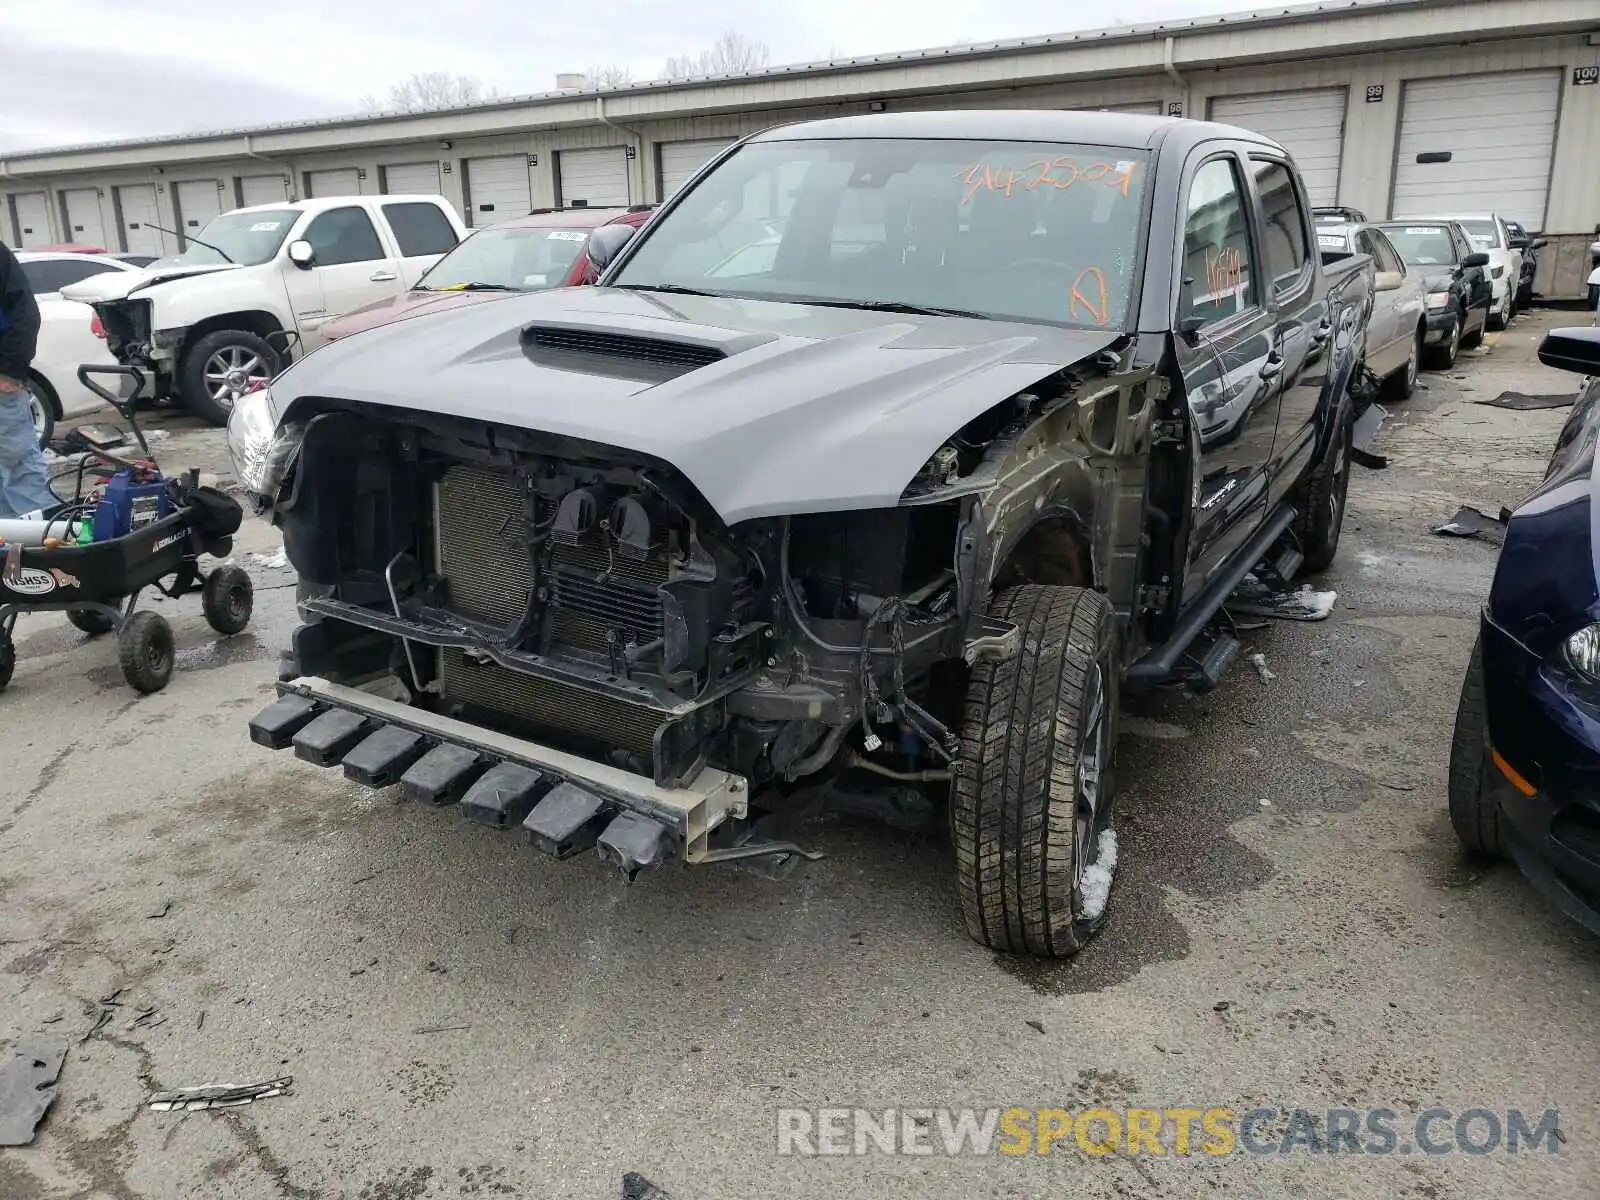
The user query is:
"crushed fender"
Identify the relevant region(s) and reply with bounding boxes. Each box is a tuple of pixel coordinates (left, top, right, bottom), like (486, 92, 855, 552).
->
(0, 1039, 68, 1146)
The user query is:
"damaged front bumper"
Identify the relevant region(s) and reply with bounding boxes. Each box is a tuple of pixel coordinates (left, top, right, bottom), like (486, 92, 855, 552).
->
(251, 675, 750, 878)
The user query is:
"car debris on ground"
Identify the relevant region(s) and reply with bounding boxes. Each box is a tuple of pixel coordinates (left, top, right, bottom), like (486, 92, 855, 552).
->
(0, 1040, 69, 1147)
(1479, 390, 1576, 410)
(147, 1076, 293, 1112)
(1432, 504, 1510, 545)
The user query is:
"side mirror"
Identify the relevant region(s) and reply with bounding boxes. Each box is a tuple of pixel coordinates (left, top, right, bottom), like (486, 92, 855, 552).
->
(1374, 270, 1403, 293)
(1533, 238, 1549, 250)
(1538, 328, 1600, 376)
(585, 223, 637, 275)
(1462, 252, 1490, 269)
(287, 240, 315, 269)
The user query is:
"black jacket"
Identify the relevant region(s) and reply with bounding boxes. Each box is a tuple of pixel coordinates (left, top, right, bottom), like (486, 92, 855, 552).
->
(0, 241, 41, 383)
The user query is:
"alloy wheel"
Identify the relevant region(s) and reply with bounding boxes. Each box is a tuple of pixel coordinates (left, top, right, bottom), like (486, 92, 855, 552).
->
(1073, 660, 1109, 899)
(203, 345, 271, 411)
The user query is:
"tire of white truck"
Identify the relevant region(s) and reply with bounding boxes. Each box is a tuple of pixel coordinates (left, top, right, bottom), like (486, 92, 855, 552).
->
(952, 584, 1120, 958)
(181, 329, 281, 426)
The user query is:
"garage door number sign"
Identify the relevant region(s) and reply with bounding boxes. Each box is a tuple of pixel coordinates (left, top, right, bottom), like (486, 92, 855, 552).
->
(1366, 84, 1385, 102)
(1575, 66, 1599, 87)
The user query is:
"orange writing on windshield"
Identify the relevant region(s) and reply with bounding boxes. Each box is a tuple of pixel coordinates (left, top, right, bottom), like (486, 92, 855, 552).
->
(958, 158, 1137, 204)
(1070, 267, 1110, 327)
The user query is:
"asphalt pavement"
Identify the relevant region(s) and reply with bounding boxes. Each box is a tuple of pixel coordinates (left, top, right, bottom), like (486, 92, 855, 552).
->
(1, 311, 1597, 1199)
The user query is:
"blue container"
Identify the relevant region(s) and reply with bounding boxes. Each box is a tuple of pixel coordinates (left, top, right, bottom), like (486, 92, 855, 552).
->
(92, 471, 170, 542)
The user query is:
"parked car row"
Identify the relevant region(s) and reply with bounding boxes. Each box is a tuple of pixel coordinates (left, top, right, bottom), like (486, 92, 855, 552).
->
(14, 197, 655, 438)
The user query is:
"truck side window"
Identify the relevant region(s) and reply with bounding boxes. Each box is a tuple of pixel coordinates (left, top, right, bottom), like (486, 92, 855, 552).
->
(1181, 158, 1255, 326)
(303, 206, 385, 266)
(382, 202, 458, 257)
(1251, 159, 1311, 294)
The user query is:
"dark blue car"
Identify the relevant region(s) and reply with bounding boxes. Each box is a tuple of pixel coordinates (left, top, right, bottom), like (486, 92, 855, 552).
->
(1450, 326, 1600, 934)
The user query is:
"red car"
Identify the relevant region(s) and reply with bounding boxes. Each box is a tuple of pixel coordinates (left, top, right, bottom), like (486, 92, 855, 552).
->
(324, 206, 654, 341)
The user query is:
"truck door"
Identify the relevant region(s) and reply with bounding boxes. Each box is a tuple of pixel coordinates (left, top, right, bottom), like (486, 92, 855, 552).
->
(1174, 153, 1280, 593)
(282, 205, 402, 352)
(1248, 155, 1326, 497)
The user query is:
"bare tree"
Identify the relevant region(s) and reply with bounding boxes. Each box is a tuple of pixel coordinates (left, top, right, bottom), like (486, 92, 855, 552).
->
(583, 64, 635, 90)
(361, 72, 500, 113)
(663, 31, 771, 78)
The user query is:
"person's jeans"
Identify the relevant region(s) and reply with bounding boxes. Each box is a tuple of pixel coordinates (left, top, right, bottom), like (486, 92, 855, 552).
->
(0, 383, 59, 518)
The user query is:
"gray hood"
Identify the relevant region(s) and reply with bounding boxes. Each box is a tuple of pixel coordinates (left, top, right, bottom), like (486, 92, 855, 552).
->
(274, 286, 1122, 524)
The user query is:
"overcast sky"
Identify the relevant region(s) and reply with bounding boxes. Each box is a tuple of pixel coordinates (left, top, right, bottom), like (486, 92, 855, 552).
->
(2, 0, 1265, 153)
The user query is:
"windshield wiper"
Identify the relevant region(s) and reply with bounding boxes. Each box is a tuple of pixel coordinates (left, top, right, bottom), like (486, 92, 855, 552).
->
(802, 298, 992, 320)
(611, 283, 721, 298)
(438, 282, 517, 292)
(145, 220, 234, 264)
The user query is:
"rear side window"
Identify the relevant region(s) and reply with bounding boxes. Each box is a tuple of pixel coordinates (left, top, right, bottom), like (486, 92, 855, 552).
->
(383, 202, 458, 257)
(303, 206, 385, 265)
(1181, 157, 1256, 326)
(1251, 159, 1311, 293)
(18, 259, 120, 293)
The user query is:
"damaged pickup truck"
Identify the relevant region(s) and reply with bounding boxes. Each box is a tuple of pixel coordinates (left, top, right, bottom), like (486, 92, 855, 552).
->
(233, 111, 1374, 957)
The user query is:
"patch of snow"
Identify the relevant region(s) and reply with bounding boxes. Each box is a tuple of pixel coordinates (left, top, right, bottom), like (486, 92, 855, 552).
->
(250, 546, 289, 570)
(1356, 551, 1384, 568)
(1293, 587, 1337, 620)
(1079, 829, 1118, 922)
(1248, 652, 1276, 683)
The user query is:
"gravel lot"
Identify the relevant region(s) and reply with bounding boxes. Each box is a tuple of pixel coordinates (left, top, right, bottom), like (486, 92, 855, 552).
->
(2, 310, 1597, 1200)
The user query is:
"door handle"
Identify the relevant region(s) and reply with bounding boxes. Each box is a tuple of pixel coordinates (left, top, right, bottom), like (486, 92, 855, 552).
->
(1259, 351, 1285, 381)
(369, 270, 397, 282)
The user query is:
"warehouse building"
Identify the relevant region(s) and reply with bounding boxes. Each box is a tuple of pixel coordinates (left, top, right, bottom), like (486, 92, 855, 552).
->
(4, 0, 1598, 296)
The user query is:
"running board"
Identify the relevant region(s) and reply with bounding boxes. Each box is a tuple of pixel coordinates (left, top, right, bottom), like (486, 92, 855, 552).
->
(1125, 505, 1297, 691)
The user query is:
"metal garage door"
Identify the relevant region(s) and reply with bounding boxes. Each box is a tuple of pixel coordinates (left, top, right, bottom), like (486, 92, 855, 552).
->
(659, 139, 732, 198)
(465, 155, 531, 226)
(1210, 89, 1346, 207)
(61, 188, 107, 246)
(175, 180, 225, 241)
(115, 184, 165, 256)
(558, 148, 630, 208)
(306, 168, 361, 198)
(239, 175, 289, 207)
(1076, 102, 1164, 115)
(381, 162, 441, 195)
(1391, 70, 1562, 230)
(11, 192, 52, 246)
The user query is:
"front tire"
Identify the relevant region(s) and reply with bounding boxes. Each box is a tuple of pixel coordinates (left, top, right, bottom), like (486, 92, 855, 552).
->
(1447, 638, 1505, 859)
(1487, 288, 1510, 332)
(180, 330, 279, 427)
(118, 611, 174, 693)
(1424, 314, 1460, 370)
(952, 585, 1119, 958)
(1384, 326, 1422, 401)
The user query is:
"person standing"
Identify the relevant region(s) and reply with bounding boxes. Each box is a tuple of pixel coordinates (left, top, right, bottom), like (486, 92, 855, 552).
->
(0, 240, 58, 518)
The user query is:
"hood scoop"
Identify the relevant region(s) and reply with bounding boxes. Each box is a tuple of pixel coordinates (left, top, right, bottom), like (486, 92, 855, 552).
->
(521, 324, 726, 382)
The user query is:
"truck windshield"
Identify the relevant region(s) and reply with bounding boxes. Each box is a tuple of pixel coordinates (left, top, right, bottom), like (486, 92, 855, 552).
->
(610, 137, 1151, 329)
(1383, 225, 1459, 266)
(416, 226, 594, 291)
(169, 209, 299, 266)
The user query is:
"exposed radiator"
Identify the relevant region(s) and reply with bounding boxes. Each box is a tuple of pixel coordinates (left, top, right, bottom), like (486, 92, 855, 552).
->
(437, 648, 661, 760)
(547, 538, 667, 654)
(435, 465, 532, 626)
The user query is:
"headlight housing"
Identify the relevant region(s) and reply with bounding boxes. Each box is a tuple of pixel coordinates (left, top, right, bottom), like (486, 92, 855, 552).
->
(1425, 291, 1451, 310)
(1565, 625, 1600, 681)
(226, 385, 301, 502)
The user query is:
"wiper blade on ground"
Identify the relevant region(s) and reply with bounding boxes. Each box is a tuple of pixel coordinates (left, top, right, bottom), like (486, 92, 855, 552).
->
(801, 298, 992, 320)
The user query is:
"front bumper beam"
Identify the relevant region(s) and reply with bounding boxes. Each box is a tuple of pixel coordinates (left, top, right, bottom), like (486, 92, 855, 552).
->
(251, 676, 749, 871)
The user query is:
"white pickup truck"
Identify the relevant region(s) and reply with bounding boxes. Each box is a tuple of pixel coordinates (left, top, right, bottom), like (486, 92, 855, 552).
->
(63, 194, 467, 424)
